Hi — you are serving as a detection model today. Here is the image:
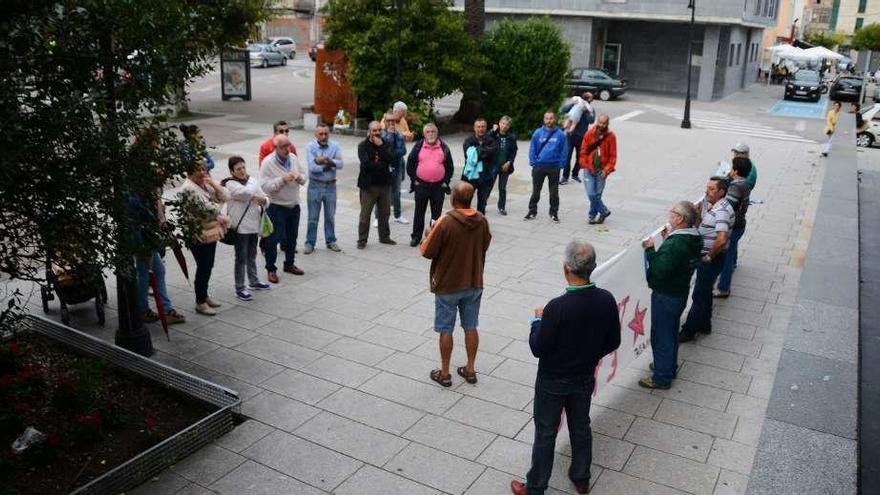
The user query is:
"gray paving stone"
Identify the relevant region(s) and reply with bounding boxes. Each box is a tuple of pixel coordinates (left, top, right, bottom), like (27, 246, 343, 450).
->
(173, 484, 216, 495)
(372, 309, 435, 334)
(214, 420, 275, 453)
(652, 379, 732, 411)
(241, 391, 320, 432)
(185, 321, 258, 348)
(516, 422, 634, 471)
(411, 339, 507, 374)
(590, 404, 637, 439)
(444, 396, 532, 438)
(732, 416, 764, 447)
(403, 414, 497, 460)
(452, 373, 534, 410)
(302, 354, 380, 388)
(323, 336, 396, 366)
(462, 467, 570, 495)
(708, 438, 757, 475)
(725, 393, 769, 419)
(624, 417, 713, 462)
(746, 375, 774, 400)
(678, 344, 745, 372)
(334, 465, 440, 495)
(317, 386, 424, 434)
(624, 446, 720, 495)
(128, 472, 190, 495)
(714, 469, 749, 495)
(242, 429, 362, 491)
(360, 371, 463, 414)
(654, 399, 737, 439)
(697, 334, 761, 358)
(498, 340, 538, 364)
(214, 307, 277, 330)
(592, 384, 663, 418)
(170, 444, 246, 486)
(293, 308, 373, 336)
(785, 299, 858, 364)
(152, 331, 221, 361)
(589, 469, 686, 495)
(375, 351, 440, 381)
(260, 368, 341, 405)
(191, 347, 284, 385)
(385, 442, 486, 494)
(748, 419, 856, 495)
(295, 411, 409, 465)
(358, 325, 430, 352)
(209, 460, 323, 495)
(234, 334, 324, 370)
(490, 358, 538, 387)
(677, 362, 751, 394)
(152, 353, 263, 401)
(254, 318, 341, 350)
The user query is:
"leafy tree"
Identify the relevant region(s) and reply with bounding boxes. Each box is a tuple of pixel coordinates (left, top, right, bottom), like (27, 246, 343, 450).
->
(323, 0, 476, 117)
(804, 31, 846, 49)
(0, 1, 271, 351)
(852, 23, 880, 52)
(479, 18, 571, 136)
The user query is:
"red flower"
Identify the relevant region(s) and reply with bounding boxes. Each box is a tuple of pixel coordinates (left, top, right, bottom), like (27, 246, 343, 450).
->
(14, 402, 31, 414)
(91, 413, 103, 426)
(8, 343, 18, 353)
(145, 416, 157, 429)
(18, 369, 30, 381)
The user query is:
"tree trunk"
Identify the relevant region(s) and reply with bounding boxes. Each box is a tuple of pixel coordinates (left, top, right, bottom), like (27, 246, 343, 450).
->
(176, 78, 189, 116)
(454, 0, 484, 123)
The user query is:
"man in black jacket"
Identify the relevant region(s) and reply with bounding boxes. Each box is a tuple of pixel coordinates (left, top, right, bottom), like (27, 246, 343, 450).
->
(461, 118, 499, 215)
(511, 240, 621, 495)
(489, 116, 518, 216)
(356, 121, 397, 249)
(406, 123, 454, 246)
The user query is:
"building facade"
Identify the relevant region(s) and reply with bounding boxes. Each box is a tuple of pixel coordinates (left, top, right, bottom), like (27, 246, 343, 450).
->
(832, 0, 880, 34)
(453, 0, 778, 101)
(261, 0, 323, 50)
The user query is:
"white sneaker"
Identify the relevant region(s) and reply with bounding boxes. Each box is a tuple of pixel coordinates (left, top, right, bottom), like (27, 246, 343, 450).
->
(394, 216, 409, 224)
(372, 219, 378, 228)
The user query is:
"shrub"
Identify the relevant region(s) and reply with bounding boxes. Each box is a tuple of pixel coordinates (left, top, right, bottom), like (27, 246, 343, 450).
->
(479, 18, 571, 136)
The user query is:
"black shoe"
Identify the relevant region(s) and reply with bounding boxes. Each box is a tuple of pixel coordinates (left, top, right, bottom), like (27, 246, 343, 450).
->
(559, 179, 569, 185)
(409, 238, 420, 247)
(550, 214, 560, 223)
(597, 211, 611, 224)
(498, 209, 508, 216)
(698, 327, 712, 335)
(356, 242, 366, 250)
(572, 176, 582, 183)
(379, 238, 397, 245)
(524, 212, 537, 220)
(588, 215, 597, 225)
(679, 333, 695, 343)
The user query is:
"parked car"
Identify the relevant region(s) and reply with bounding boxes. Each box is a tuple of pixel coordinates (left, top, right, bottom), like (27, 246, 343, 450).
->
(829, 76, 863, 102)
(567, 67, 628, 101)
(248, 44, 286, 68)
(308, 43, 324, 62)
(783, 70, 823, 102)
(857, 103, 880, 147)
(268, 37, 296, 59)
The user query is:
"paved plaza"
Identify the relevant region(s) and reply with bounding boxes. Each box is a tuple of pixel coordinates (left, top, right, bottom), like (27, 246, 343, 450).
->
(24, 86, 836, 494)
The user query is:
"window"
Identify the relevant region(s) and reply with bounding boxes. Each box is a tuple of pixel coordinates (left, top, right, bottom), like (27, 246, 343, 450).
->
(856, 17, 865, 30)
(729, 44, 735, 66)
(754, 0, 762, 16)
(737, 43, 742, 65)
(859, 0, 867, 14)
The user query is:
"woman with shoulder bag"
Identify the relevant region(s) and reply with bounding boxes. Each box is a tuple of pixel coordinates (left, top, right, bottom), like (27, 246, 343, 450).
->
(222, 156, 270, 301)
(822, 100, 842, 157)
(179, 161, 230, 315)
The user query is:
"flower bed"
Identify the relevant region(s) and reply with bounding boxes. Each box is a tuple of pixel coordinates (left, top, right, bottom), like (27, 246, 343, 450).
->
(1, 316, 240, 495)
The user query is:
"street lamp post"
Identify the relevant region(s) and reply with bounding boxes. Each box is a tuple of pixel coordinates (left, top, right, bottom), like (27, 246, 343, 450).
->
(681, 0, 696, 129)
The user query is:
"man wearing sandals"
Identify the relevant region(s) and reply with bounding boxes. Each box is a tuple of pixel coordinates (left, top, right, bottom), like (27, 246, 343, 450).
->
(511, 240, 620, 495)
(421, 182, 491, 387)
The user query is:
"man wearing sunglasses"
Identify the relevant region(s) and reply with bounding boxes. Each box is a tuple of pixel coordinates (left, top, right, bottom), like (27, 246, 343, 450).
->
(258, 120, 297, 166)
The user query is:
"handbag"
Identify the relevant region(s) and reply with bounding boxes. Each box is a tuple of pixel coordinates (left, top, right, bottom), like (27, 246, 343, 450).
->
(220, 200, 251, 245)
(260, 208, 274, 238)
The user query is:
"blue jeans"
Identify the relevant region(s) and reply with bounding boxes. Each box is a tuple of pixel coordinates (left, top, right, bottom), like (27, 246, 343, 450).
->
(306, 183, 337, 247)
(526, 374, 594, 494)
(234, 233, 260, 290)
(583, 171, 609, 218)
(716, 227, 744, 292)
(434, 288, 483, 334)
(681, 253, 726, 337)
(650, 292, 687, 386)
(136, 251, 172, 313)
(265, 203, 300, 272)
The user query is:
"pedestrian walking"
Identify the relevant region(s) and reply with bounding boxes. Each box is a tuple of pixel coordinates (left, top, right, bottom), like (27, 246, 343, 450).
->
(461, 118, 499, 215)
(357, 121, 397, 249)
(578, 114, 617, 224)
(510, 240, 620, 495)
(304, 124, 344, 254)
(714, 157, 753, 298)
(638, 202, 702, 390)
(259, 134, 306, 283)
(422, 182, 491, 388)
(375, 113, 408, 226)
(258, 120, 295, 166)
(407, 123, 454, 246)
(680, 177, 733, 342)
(822, 100, 842, 157)
(525, 111, 567, 222)
(560, 92, 594, 185)
(179, 162, 230, 315)
(489, 116, 518, 216)
(222, 156, 271, 301)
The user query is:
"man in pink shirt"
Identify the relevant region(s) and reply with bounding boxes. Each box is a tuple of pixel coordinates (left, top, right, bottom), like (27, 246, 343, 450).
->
(406, 123, 454, 247)
(258, 121, 297, 166)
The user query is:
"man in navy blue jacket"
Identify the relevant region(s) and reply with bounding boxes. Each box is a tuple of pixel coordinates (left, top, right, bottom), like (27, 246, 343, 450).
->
(525, 111, 567, 222)
(511, 240, 621, 495)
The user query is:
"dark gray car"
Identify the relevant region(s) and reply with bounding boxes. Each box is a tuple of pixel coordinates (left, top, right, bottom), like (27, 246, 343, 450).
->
(567, 67, 628, 101)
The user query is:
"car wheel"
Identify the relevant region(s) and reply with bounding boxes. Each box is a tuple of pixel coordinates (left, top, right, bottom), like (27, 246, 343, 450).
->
(599, 89, 612, 101)
(857, 132, 874, 148)
(281, 57, 287, 66)
(291, 51, 296, 60)
(261, 59, 268, 68)
(783, 94, 790, 100)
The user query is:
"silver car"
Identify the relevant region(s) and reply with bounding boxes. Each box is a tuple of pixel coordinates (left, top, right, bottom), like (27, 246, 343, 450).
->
(269, 37, 296, 59)
(248, 44, 286, 68)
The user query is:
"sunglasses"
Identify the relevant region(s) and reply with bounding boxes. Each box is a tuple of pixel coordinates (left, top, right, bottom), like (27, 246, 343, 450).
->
(278, 129, 290, 134)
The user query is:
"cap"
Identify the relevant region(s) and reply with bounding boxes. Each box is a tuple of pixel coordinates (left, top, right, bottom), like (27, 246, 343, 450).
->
(731, 143, 749, 153)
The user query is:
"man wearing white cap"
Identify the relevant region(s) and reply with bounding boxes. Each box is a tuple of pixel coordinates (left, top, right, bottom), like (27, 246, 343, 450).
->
(730, 143, 757, 189)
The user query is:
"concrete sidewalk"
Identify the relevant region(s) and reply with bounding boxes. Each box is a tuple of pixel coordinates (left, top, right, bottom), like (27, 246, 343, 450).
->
(25, 94, 829, 494)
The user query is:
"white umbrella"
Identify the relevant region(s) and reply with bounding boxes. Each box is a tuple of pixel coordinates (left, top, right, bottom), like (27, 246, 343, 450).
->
(803, 46, 845, 61)
(767, 44, 811, 61)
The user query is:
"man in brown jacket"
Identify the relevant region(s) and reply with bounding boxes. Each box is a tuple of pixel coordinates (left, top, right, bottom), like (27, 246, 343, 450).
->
(421, 182, 491, 387)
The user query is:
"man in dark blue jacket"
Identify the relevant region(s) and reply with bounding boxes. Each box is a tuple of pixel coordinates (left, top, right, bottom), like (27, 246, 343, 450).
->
(525, 111, 567, 223)
(511, 240, 621, 495)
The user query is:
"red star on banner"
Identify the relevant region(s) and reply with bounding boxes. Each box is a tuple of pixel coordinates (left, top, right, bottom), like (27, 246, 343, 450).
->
(628, 301, 647, 344)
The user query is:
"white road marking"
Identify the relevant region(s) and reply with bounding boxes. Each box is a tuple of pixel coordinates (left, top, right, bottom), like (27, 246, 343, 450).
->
(615, 110, 645, 122)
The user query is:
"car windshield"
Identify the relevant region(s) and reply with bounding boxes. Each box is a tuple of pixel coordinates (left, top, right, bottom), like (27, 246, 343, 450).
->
(793, 71, 819, 83)
(247, 44, 267, 52)
(840, 78, 862, 86)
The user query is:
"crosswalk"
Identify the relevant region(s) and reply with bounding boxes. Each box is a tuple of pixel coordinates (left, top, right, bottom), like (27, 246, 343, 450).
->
(645, 104, 817, 144)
